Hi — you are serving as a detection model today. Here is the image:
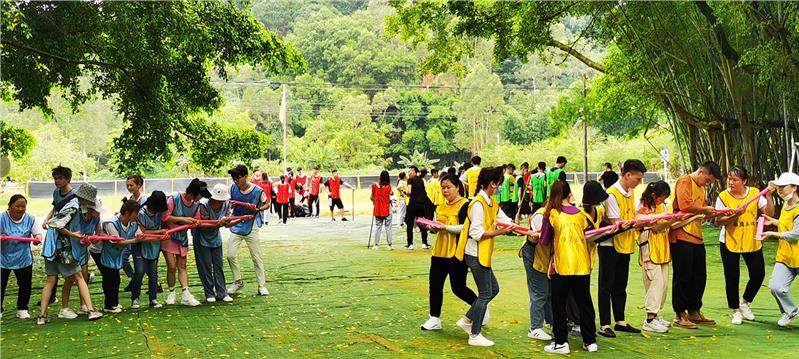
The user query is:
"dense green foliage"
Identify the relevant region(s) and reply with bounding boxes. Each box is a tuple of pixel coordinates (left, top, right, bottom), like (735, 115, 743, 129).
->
(0, 121, 35, 160)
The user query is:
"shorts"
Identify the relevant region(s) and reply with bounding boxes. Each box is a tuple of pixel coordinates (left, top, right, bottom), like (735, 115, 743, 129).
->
(519, 202, 533, 215)
(44, 259, 82, 277)
(161, 239, 189, 257)
(330, 198, 344, 209)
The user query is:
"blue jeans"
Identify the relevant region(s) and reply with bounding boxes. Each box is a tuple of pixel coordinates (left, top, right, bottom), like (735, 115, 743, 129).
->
(195, 243, 227, 299)
(464, 254, 499, 335)
(522, 242, 553, 329)
(121, 245, 134, 278)
(131, 254, 159, 302)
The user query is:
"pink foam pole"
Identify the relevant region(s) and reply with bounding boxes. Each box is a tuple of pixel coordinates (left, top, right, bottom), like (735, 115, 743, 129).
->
(737, 188, 771, 211)
(165, 223, 195, 235)
(755, 216, 766, 241)
(86, 235, 125, 242)
(416, 218, 445, 230)
(1, 235, 41, 244)
(230, 200, 258, 210)
(495, 221, 529, 232)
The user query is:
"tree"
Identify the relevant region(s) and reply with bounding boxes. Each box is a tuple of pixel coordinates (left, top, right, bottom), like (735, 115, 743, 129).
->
(453, 63, 505, 154)
(0, 121, 35, 160)
(2, 1, 305, 174)
(397, 149, 440, 169)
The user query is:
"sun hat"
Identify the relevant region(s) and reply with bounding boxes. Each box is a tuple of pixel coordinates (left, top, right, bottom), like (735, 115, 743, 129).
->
(582, 180, 609, 206)
(211, 183, 231, 201)
(75, 183, 98, 204)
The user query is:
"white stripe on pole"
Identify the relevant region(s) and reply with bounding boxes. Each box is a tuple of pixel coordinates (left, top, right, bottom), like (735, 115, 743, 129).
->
(280, 84, 288, 172)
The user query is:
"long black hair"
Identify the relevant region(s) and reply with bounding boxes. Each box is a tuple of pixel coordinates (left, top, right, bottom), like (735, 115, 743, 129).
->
(378, 170, 390, 187)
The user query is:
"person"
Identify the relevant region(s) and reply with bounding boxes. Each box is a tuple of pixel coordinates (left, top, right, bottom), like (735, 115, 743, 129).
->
(193, 184, 239, 303)
(404, 166, 431, 250)
(40, 165, 77, 307)
(420, 174, 477, 331)
(531, 162, 547, 213)
(1, 195, 43, 320)
(598, 162, 619, 189)
(500, 164, 517, 220)
(122, 174, 147, 292)
(226, 164, 271, 297)
(519, 205, 553, 341)
(714, 166, 773, 325)
(257, 171, 273, 225)
(598, 159, 647, 337)
(426, 168, 444, 219)
(454, 167, 519, 347)
(762, 172, 799, 327)
(61, 194, 102, 319)
(539, 181, 598, 354)
(370, 171, 393, 250)
(286, 168, 296, 218)
(396, 172, 408, 227)
(669, 161, 721, 328)
(133, 191, 169, 309)
(295, 167, 308, 214)
(274, 175, 290, 224)
(308, 166, 323, 218)
(161, 178, 206, 307)
(39, 183, 104, 324)
(514, 162, 533, 224)
(546, 156, 568, 196)
(325, 170, 354, 221)
(97, 199, 142, 313)
(460, 156, 482, 198)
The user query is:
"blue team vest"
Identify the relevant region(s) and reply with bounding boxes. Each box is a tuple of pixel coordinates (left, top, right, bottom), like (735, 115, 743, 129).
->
(192, 199, 229, 248)
(101, 218, 138, 269)
(230, 184, 263, 236)
(137, 206, 164, 260)
(52, 188, 77, 210)
(169, 193, 199, 247)
(0, 212, 35, 269)
(42, 199, 84, 263)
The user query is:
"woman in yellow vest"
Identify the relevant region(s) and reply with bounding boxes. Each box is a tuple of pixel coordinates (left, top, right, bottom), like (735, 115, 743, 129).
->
(453, 167, 517, 347)
(539, 180, 598, 355)
(714, 166, 774, 325)
(519, 206, 553, 341)
(762, 172, 799, 327)
(419, 174, 476, 331)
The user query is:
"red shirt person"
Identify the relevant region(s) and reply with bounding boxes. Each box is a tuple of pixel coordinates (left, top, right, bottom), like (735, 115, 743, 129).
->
(324, 169, 354, 221)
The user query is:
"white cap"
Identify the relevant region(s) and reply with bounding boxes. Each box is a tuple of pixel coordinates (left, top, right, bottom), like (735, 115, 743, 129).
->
(769, 172, 799, 188)
(211, 183, 231, 201)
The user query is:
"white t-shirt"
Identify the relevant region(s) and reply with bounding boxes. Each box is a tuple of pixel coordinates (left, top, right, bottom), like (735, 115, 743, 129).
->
(714, 188, 767, 243)
(9, 215, 43, 236)
(600, 181, 631, 247)
(465, 191, 513, 257)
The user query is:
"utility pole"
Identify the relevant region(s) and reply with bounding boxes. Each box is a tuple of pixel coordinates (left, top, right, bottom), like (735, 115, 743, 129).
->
(582, 74, 588, 184)
(279, 83, 288, 173)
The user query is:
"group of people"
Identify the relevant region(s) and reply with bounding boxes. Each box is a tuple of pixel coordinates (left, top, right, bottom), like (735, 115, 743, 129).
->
(374, 156, 799, 354)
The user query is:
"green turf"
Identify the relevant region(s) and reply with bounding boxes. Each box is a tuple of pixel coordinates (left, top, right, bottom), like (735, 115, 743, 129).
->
(1, 220, 797, 358)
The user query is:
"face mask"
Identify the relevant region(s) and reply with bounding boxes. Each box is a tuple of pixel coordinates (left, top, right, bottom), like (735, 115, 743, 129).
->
(780, 192, 794, 202)
(80, 205, 89, 215)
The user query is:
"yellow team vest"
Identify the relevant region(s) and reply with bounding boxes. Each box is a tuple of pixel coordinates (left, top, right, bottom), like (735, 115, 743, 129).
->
(550, 208, 593, 276)
(466, 167, 481, 198)
(775, 204, 799, 269)
(431, 198, 469, 258)
(426, 178, 444, 206)
(607, 187, 637, 254)
(719, 187, 761, 253)
(639, 203, 671, 265)
(586, 205, 604, 269)
(455, 194, 499, 267)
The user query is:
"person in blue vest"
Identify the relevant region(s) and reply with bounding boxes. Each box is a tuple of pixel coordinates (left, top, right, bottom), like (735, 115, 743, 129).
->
(1, 195, 43, 320)
(39, 166, 77, 307)
(226, 164, 271, 296)
(97, 199, 141, 313)
(193, 184, 243, 303)
(60, 195, 103, 320)
(132, 191, 169, 309)
(161, 178, 207, 307)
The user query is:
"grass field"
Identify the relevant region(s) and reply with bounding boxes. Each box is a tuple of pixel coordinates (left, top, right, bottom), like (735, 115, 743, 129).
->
(1, 215, 798, 359)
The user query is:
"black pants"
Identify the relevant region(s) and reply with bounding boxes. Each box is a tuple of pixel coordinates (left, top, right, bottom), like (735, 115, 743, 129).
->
(551, 274, 596, 345)
(499, 201, 517, 218)
(671, 241, 707, 313)
(405, 202, 428, 246)
(277, 202, 289, 223)
(309, 194, 320, 216)
(598, 246, 630, 325)
(1, 265, 33, 311)
(429, 256, 477, 317)
(289, 198, 295, 217)
(719, 245, 765, 309)
(97, 261, 120, 310)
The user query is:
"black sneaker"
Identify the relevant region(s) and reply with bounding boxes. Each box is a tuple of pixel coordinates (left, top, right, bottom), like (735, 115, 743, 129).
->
(614, 323, 641, 333)
(598, 327, 616, 338)
(341, 217, 348, 221)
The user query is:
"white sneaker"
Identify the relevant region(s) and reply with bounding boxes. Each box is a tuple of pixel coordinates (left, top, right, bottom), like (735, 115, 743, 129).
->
(731, 311, 743, 325)
(77, 305, 89, 315)
(655, 316, 671, 327)
(104, 306, 122, 313)
(227, 281, 243, 295)
(206, 297, 216, 303)
(222, 295, 234, 302)
(422, 244, 431, 249)
(372, 245, 379, 250)
(16, 310, 31, 319)
(37, 315, 48, 325)
(528, 328, 553, 340)
(388, 245, 394, 250)
(88, 272, 95, 284)
(181, 291, 201, 307)
(131, 299, 140, 309)
(582, 343, 598, 353)
(258, 286, 270, 296)
(777, 308, 799, 327)
(544, 342, 570, 355)
(150, 300, 162, 308)
(642, 319, 669, 333)
(404, 245, 414, 250)
(739, 303, 755, 321)
(58, 307, 78, 319)
(166, 290, 177, 305)
(456, 318, 473, 335)
(421, 316, 442, 331)
(482, 306, 490, 326)
(467, 333, 494, 347)
(88, 310, 103, 321)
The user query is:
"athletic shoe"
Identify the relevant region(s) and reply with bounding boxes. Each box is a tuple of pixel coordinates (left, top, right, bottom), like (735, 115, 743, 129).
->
(258, 286, 270, 296)
(731, 311, 743, 325)
(482, 306, 490, 326)
(582, 343, 598, 353)
(570, 325, 582, 337)
(88, 310, 103, 321)
(468, 333, 494, 347)
(150, 300, 162, 309)
(104, 306, 122, 314)
(371, 245, 379, 250)
(157, 283, 164, 293)
(422, 244, 431, 249)
(341, 218, 348, 221)
(227, 280, 244, 295)
(206, 297, 216, 303)
(528, 328, 553, 341)
(77, 305, 89, 315)
(544, 342, 570, 355)
(131, 299, 140, 309)
(655, 316, 671, 327)
(739, 303, 755, 321)
(181, 291, 201, 306)
(331, 218, 336, 222)
(388, 245, 394, 250)
(614, 323, 641, 333)
(777, 308, 799, 327)
(166, 291, 177, 305)
(37, 315, 49, 325)
(16, 310, 31, 319)
(456, 318, 472, 335)
(421, 316, 442, 331)
(58, 307, 78, 319)
(687, 312, 715, 325)
(642, 319, 668, 333)
(597, 327, 616, 338)
(88, 272, 95, 284)
(221, 295, 234, 303)
(404, 245, 414, 250)
(114, 304, 123, 310)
